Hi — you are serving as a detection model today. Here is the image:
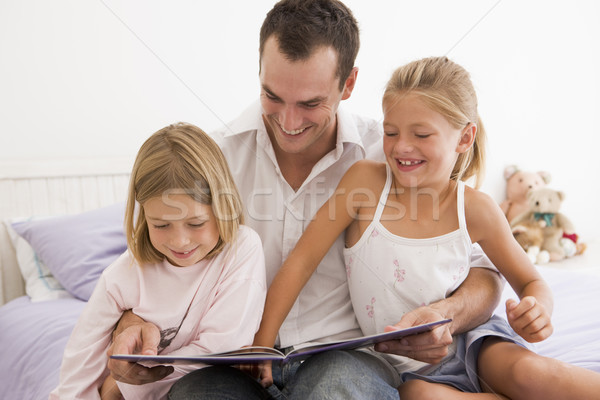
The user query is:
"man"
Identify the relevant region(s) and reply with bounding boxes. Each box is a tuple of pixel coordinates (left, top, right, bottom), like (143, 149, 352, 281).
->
(108, 1, 503, 398)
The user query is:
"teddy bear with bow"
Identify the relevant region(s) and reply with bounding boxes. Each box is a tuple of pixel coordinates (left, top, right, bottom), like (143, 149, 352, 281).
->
(510, 187, 582, 262)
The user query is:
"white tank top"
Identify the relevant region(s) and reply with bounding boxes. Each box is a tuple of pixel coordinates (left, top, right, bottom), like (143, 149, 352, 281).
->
(343, 165, 472, 371)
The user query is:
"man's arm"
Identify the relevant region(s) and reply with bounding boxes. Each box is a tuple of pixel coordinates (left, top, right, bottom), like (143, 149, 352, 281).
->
(375, 267, 503, 364)
(433, 267, 504, 335)
(106, 310, 173, 385)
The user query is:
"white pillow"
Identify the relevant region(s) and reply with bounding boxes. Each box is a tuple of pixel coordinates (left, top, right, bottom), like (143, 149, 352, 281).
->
(4, 221, 73, 302)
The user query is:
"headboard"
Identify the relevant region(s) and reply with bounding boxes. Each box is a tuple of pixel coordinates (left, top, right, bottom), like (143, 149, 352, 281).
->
(0, 157, 132, 305)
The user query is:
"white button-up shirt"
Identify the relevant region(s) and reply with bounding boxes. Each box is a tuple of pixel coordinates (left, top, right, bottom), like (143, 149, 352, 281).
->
(214, 100, 496, 348)
(214, 101, 383, 347)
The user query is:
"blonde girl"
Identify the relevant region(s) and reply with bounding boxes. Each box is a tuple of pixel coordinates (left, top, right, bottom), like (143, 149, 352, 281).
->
(51, 123, 266, 400)
(253, 57, 600, 399)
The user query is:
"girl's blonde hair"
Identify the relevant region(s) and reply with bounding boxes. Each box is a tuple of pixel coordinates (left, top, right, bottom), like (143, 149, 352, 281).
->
(383, 56, 486, 188)
(125, 122, 244, 264)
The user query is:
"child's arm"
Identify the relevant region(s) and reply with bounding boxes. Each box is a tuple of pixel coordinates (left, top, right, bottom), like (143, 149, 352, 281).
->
(466, 188, 554, 343)
(253, 161, 373, 348)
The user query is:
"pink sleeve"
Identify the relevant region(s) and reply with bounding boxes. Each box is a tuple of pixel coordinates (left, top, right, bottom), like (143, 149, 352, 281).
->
(49, 273, 125, 400)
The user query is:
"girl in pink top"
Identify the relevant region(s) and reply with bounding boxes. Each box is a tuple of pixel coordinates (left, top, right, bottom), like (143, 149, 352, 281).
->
(50, 123, 266, 400)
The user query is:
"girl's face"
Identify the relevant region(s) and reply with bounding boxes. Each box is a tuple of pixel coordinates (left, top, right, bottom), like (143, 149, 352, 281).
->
(382, 92, 474, 190)
(143, 193, 220, 267)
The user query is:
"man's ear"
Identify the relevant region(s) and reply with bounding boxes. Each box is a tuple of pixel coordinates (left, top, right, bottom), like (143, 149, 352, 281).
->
(341, 67, 359, 100)
(456, 123, 476, 153)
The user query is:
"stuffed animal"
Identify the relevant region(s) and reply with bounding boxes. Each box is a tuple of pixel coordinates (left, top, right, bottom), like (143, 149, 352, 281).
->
(500, 165, 551, 224)
(511, 221, 551, 264)
(511, 187, 579, 262)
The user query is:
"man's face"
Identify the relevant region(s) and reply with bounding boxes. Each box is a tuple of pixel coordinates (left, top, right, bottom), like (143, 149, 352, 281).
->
(259, 37, 355, 158)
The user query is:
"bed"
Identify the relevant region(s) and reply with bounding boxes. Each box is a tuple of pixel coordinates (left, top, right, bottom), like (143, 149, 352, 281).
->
(0, 160, 599, 399)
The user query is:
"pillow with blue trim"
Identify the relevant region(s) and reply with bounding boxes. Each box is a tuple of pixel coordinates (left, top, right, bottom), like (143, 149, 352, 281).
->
(5, 221, 71, 302)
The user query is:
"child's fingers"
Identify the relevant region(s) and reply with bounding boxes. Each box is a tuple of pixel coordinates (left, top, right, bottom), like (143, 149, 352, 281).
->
(139, 323, 162, 355)
(259, 361, 273, 388)
(505, 297, 553, 342)
(522, 315, 554, 342)
(505, 296, 536, 321)
(505, 298, 518, 312)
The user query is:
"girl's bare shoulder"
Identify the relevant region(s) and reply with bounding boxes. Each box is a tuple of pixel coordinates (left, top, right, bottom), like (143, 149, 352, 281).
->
(345, 160, 387, 188)
(464, 185, 507, 234)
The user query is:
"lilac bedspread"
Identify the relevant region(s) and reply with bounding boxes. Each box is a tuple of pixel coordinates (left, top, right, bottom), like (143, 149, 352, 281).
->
(0, 296, 86, 400)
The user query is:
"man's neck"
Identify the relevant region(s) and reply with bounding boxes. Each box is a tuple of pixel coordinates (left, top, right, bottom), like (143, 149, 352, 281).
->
(272, 126, 337, 192)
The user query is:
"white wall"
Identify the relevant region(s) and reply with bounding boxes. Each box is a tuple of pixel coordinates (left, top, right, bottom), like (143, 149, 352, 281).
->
(1, 0, 599, 238)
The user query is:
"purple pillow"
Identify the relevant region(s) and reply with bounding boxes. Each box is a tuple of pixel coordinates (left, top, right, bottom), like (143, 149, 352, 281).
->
(11, 203, 127, 301)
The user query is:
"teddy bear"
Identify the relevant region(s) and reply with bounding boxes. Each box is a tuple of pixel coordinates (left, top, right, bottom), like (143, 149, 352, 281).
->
(500, 165, 551, 224)
(510, 187, 579, 262)
(511, 221, 551, 264)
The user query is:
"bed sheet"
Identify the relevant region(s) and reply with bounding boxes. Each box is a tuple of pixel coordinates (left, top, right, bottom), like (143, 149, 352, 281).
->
(0, 296, 86, 400)
(495, 264, 600, 372)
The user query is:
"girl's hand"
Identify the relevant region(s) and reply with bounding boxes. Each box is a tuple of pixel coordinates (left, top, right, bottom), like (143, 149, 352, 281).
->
(505, 296, 553, 342)
(238, 361, 273, 388)
(106, 323, 173, 385)
(258, 361, 273, 388)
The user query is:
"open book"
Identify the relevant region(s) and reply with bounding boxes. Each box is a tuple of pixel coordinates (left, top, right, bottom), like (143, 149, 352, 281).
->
(111, 319, 451, 365)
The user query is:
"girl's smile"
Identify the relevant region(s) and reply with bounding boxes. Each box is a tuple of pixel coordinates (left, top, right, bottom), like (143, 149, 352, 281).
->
(395, 158, 426, 172)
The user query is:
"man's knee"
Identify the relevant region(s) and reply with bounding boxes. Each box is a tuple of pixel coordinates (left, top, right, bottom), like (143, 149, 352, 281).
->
(168, 366, 269, 400)
(290, 350, 400, 400)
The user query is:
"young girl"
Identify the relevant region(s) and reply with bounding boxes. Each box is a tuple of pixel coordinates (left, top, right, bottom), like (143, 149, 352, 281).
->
(253, 57, 600, 399)
(50, 123, 266, 400)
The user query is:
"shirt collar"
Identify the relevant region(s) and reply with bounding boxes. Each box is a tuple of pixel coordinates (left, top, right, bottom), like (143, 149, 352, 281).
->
(335, 105, 365, 158)
(222, 100, 264, 138)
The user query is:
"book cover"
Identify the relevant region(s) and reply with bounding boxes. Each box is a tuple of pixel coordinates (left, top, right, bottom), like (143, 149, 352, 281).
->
(111, 319, 451, 365)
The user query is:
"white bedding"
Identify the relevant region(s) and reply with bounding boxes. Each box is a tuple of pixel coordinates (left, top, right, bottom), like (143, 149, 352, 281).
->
(495, 246, 600, 372)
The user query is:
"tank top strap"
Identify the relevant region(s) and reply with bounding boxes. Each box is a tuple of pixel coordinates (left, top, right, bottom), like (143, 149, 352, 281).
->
(372, 163, 393, 224)
(456, 180, 467, 231)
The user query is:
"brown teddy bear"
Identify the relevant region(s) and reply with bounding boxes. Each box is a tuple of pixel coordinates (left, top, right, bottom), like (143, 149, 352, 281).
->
(511, 221, 550, 264)
(511, 187, 578, 262)
(500, 165, 551, 224)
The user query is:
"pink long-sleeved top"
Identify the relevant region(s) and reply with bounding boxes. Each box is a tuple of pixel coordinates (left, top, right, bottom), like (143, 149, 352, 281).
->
(50, 225, 266, 400)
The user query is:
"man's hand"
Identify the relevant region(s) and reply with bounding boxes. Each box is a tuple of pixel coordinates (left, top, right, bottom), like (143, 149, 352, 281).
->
(374, 306, 453, 364)
(99, 375, 123, 400)
(106, 322, 173, 385)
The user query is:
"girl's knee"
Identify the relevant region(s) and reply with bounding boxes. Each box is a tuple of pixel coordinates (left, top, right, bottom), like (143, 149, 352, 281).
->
(479, 338, 559, 397)
(398, 379, 455, 400)
(509, 351, 558, 391)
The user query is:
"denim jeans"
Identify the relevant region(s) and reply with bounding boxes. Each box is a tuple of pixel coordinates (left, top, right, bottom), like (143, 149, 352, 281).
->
(167, 350, 400, 400)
